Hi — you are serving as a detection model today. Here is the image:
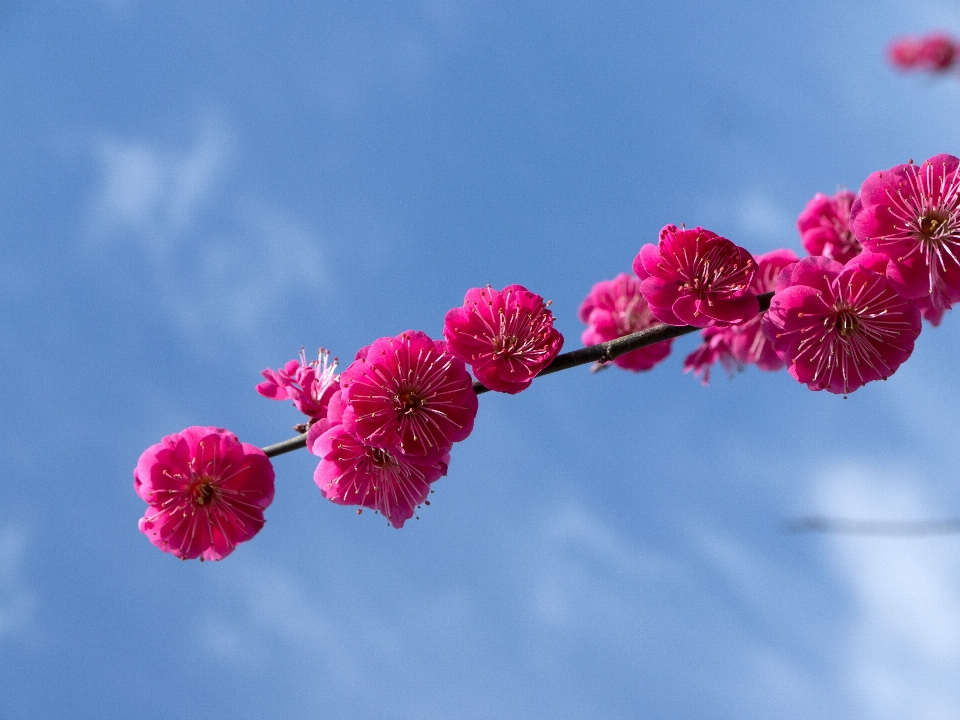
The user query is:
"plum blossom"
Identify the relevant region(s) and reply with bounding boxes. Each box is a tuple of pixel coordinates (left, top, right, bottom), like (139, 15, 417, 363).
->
(888, 37, 923, 69)
(684, 249, 798, 384)
(134, 426, 275, 561)
(919, 33, 957, 70)
(340, 330, 478, 458)
(797, 190, 862, 264)
(761, 255, 921, 395)
(257, 348, 339, 420)
(633, 225, 759, 328)
(850, 154, 960, 314)
(578, 273, 673, 371)
(888, 34, 957, 71)
(310, 424, 449, 528)
(443, 285, 563, 393)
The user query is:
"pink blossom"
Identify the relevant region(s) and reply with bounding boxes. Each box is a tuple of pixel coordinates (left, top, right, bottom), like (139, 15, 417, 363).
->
(912, 295, 947, 326)
(134, 426, 275, 561)
(310, 424, 449, 528)
(257, 348, 339, 420)
(684, 249, 798, 383)
(577, 273, 673, 371)
(761, 256, 921, 395)
(633, 225, 759, 328)
(888, 37, 923, 69)
(850, 154, 960, 314)
(340, 331, 478, 457)
(797, 190, 862, 264)
(919, 33, 957, 70)
(443, 284, 563, 393)
(888, 34, 957, 71)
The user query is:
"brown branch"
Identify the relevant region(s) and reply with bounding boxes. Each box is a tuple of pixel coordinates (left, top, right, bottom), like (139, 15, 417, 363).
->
(262, 291, 775, 457)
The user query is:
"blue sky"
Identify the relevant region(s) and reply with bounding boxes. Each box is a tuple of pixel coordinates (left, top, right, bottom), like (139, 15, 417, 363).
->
(3, 1, 960, 718)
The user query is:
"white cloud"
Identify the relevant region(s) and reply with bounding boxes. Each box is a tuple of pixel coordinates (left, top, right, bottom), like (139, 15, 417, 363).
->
(0, 523, 35, 645)
(88, 116, 323, 341)
(814, 462, 960, 720)
(698, 190, 799, 253)
(522, 502, 679, 631)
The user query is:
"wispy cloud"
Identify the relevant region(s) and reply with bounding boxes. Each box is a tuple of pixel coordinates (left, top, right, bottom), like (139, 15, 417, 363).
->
(87, 115, 323, 342)
(699, 190, 799, 253)
(814, 462, 960, 720)
(0, 522, 35, 645)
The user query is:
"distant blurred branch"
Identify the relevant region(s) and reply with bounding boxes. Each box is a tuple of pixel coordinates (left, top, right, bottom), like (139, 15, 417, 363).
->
(784, 516, 960, 536)
(262, 291, 775, 458)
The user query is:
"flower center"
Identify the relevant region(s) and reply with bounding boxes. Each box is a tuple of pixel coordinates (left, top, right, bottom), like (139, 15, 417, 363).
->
(918, 210, 947, 239)
(397, 389, 424, 416)
(191, 477, 219, 506)
(367, 446, 393, 467)
(492, 335, 521, 357)
(832, 307, 861, 337)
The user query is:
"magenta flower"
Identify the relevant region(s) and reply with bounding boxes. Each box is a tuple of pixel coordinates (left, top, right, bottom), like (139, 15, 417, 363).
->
(340, 330, 478, 457)
(257, 347, 339, 420)
(919, 33, 957, 70)
(633, 225, 759, 328)
(888, 34, 957, 71)
(684, 249, 798, 384)
(443, 284, 563, 394)
(888, 37, 923, 69)
(134, 426, 275, 561)
(850, 154, 960, 314)
(797, 190, 862, 265)
(577, 273, 673, 371)
(310, 424, 449, 528)
(761, 256, 921, 395)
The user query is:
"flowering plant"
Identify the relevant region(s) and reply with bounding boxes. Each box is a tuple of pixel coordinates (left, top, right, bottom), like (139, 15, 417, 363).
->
(133, 145, 960, 559)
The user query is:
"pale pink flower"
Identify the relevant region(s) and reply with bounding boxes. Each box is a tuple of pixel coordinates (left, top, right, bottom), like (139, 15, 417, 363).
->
(340, 331, 478, 457)
(761, 256, 921, 395)
(888, 37, 923, 69)
(684, 249, 798, 383)
(310, 424, 449, 528)
(797, 191, 862, 264)
(257, 348, 339, 420)
(850, 154, 960, 314)
(134, 426, 275, 561)
(633, 225, 759, 328)
(577, 273, 673, 371)
(443, 285, 563, 394)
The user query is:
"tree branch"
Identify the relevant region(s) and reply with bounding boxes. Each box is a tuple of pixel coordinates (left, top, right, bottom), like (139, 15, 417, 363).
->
(262, 291, 775, 458)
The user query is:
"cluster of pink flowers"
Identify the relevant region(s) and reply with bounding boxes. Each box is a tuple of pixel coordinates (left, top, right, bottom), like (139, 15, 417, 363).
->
(888, 33, 957, 73)
(134, 151, 960, 560)
(587, 154, 958, 395)
(136, 285, 563, 555)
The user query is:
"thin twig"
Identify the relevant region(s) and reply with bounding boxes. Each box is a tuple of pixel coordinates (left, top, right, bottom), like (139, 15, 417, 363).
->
(783, 516, 960, 537)
(263, 291, 775, 457)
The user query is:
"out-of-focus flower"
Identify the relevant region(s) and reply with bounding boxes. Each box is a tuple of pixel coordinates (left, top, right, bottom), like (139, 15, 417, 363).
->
(888, 33, 957, 71)
(340, 331, 478, 458)
(919, 33, 956, 70)
(888, 37, 923, 69)
(633, 225, 759, 328)
(134, 427, 275, 561)
(578, 273, 673, 371)
(797, 190, 862, 264)
(684, 249, 798, 384)
(310, 424, 449, 528)
(443, 284, 563, 394)
(850, 154, 960, 314)
(257, 348, 339, 420)
(761, 256, 921, 395)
